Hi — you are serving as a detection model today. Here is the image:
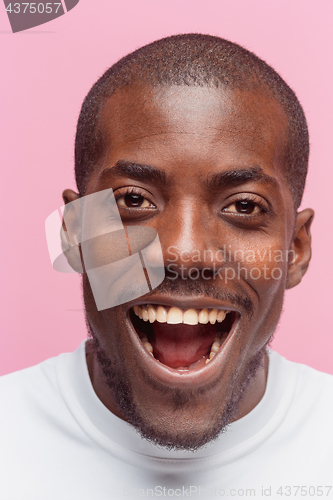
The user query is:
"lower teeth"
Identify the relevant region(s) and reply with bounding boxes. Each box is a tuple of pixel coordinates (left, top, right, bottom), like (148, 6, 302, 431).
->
(140, 333, 225, 367)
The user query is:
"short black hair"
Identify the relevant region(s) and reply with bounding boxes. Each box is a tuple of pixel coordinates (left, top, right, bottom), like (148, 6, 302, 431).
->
(75, 33, 309, 209)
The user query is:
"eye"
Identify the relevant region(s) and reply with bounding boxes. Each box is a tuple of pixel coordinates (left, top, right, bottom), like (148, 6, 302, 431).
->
(224, 200, 262, 215)
(115, 188, 156, 209)
(118, 193, 150, 208)
(222, 194, 269, 217)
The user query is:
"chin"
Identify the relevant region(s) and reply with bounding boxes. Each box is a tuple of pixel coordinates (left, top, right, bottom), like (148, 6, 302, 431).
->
(86, 280, 268, 450)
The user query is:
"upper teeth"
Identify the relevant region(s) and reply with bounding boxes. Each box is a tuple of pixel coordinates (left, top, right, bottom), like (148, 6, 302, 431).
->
(133, 305, 229, 325)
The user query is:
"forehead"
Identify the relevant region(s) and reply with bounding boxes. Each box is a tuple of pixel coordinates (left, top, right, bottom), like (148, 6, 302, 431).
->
(95, 84, 289, 188)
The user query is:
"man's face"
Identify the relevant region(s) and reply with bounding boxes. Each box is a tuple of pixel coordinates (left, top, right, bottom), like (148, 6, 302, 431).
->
(79, 84, 300, 449)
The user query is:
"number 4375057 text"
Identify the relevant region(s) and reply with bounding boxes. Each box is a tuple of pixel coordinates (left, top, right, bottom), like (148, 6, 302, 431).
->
(6, 3, 62, 14)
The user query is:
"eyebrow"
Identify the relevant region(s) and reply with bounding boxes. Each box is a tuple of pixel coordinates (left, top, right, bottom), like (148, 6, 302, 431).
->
(206, 166, 279, 191)
(99, 160, 167, 185)
(100, 160, 279, 191)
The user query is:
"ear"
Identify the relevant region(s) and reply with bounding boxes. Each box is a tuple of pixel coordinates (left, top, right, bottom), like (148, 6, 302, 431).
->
(286, 208, 314, 289)
(61, 189, 83, 273)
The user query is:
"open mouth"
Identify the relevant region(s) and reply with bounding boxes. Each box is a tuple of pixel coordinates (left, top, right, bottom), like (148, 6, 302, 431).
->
(129, 305, 237, 372)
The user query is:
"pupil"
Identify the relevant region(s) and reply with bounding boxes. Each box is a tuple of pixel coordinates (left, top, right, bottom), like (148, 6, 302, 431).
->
(236, 201, 254, 214)
(124, 193, 143, 207)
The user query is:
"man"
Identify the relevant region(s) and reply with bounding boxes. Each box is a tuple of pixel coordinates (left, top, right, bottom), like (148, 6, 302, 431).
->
(1, 34, 332, 499)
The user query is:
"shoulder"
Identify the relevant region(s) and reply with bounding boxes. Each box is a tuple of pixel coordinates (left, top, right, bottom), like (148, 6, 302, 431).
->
(0, 348, 80, 421)
(292, 357, 333, 409)
(269, 349, 333, 417)
(269, 348, 333, 379)
(0, 354, 58, 394)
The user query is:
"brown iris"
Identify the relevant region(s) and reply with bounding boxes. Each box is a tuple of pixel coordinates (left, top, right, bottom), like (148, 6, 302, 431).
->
(235, 201, 256, 214)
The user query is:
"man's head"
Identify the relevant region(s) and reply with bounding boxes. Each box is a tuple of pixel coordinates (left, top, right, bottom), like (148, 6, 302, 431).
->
(75, 33, 309, 210)
(63, 34, 313, 451)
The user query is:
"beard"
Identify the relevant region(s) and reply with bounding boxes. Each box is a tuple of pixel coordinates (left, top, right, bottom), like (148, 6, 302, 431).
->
(87, 323, 267, 452)
(83, 270, 269, 451)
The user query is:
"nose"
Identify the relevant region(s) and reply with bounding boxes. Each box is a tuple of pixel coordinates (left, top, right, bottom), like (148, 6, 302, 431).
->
(160, 201, 224, 278)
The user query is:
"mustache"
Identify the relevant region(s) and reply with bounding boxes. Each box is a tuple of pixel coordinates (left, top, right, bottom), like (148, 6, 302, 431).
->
(143, 271, 254, 317)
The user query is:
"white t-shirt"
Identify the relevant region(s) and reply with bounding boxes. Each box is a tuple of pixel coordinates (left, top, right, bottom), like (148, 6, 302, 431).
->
(0, 342, 332, 500)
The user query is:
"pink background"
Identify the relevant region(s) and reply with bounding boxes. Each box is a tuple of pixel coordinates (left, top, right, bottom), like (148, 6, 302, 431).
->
(1, 0, 332, 376)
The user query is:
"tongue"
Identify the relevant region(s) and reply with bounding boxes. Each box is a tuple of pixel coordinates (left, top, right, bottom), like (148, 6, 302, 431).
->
(150, 322, 217, 368)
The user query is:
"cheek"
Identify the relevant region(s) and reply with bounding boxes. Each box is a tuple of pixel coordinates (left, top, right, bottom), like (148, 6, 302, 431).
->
(82, 275, 126, 350)
(223, 239, 288, 351)
(224, 238, 288, 299)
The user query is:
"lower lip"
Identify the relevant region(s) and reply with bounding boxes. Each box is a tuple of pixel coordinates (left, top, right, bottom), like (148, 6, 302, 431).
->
(126, 312, 238, 388)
